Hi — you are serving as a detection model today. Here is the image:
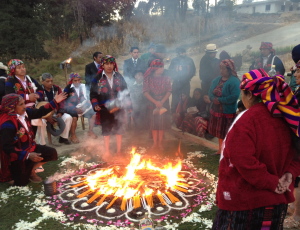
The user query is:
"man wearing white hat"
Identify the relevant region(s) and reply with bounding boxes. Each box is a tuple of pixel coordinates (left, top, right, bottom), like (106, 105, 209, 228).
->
(199, 44, 220, 102)
(0, 62, 8, 103)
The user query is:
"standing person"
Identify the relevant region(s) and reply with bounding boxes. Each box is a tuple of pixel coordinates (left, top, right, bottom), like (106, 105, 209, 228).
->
(212, 68, 300, 229)
(90, 56, 131, 156)
(85, 51, 103, 91)
(143, 59, 172, 150)
(289, 44, 300, 92)
(0, 62, 8, 103)
(140, 42, 156, 64)
(148, 44, 167, 67)
(250, 42, 285, 75)
(168, 47, 196, 114)
(123, 47, 146, 86)
(40, 73, 72, 145)
(0, 92, 67, 186)
(63, 73, 97, 143)
(199, 44, 220, 103)
(5, 59, 43, 107)
(208, 59, 240, 155)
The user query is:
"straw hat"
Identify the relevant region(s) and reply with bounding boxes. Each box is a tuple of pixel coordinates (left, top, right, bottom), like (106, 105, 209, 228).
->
(205, 44, 218, 53)
(0, 62, 8, 71)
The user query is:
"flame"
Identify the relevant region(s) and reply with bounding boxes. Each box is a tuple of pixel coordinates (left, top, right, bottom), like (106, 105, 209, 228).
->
(73, 148, 185, 210)
(65, 57, 72, 64)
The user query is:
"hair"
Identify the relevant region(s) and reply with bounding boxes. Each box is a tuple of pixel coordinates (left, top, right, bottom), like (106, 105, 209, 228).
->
(193, 88, 203, 97)
(41, 73, 53, 81)
(130, 47, 139, 52)
(93, 51, 102, 59)
(237, 100, 246, 110)
(0, 69, 7, 77)
(242, 90, 261, 103)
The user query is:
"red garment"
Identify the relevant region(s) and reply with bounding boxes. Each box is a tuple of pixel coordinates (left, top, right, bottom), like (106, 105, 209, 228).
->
(216, 103, 300, 211)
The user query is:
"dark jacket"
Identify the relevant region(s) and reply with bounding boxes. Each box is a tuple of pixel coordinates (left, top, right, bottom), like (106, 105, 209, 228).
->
(123, 58, 146, 80)
(0, 76, 6, 104)
(85, 62, 98, 86)
(169, 55, 196, 83)
(199, 53, 220, 82)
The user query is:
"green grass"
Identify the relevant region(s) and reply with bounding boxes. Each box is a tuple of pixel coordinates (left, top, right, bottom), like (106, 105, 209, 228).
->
(0, 144, 220, 230)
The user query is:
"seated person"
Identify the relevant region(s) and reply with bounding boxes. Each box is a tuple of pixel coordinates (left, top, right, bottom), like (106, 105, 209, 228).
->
(173, 92, 192, 128)
(129, 71, 147, 130)
(180, 88, 208, 137)
(63, 73, 97, 143)
(0, 93, 67, 186)
(40, 73, 72, 145)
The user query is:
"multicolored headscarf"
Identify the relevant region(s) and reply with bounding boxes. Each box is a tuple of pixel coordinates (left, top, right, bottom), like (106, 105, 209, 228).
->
(7, 59, 24, 76)
(240, 68, 300, 137)
(220, 59, 237, 77)
(259, 42, 275, 54)
(68, 72, 81, 84)
(0, 94, 23, 114)
(144, 59, 164, 79)
(99, 55, 118, 72)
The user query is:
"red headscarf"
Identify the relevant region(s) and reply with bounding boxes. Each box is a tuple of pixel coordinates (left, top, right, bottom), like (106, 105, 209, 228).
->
(7, 59, 24, 76)
(260, 42, 275, 54)
(68, 72, 81, 85)
(144, 59, 164, 79)
(99, 55, 118, 73)
(220, 59, 237, 77)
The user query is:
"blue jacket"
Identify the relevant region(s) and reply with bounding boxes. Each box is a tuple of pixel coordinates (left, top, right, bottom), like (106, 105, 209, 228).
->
(209, 75, 240, 114)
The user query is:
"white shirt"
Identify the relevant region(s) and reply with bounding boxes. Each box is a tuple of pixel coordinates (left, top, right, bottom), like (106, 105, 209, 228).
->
(70, 83, 87, 100)
(94, 61, 100, 69)
(17, 113, 29, 132)
(102, 71, 116, 88)
(262, 54, 271, 67)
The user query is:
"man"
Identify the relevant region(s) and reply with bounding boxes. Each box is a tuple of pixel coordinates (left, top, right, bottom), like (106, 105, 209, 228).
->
(148, 44, 167, 67)
(199, 44, 220, 102)
(0, 62, 8, 103)
(168, 47, 196, 113)
(140, 42, 156, 64)
(123, 47, 145, 86)
(249, 42, 285, 76)
(40, 73, 72, 145)
(85, 51, 103, 90)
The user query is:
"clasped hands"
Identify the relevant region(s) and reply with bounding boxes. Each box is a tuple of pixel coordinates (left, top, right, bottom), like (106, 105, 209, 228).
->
(274, 172, 292, 194)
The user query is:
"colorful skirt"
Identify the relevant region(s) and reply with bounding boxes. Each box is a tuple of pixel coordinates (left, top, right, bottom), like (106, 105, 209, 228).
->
(212, 204, 288, 230)
(208, 109, 235, 139)
(180, 115, 208, 137)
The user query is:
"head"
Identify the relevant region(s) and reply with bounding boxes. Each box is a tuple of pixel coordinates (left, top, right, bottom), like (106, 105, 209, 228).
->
(41, 73, 53, 90)
(292, 44, 300, 64)
(130, 47, 139, 59)
(69, 72, 81, 87)
(134, 71, 143, 84)
(100, 55, 118, 74)
(193, 88, 202, 100)
(93, 52, 103, 64)
(154, 44, 167, 60)
(144, 59, 164, 78)
(294, 61, 300, 85)
(176, 47, 186, 57)
(220, 59, 237, 78)
(0, 94, 24, 115)
(205, 44, 218, 57)
(219, 50, 231, 61)
(148, 42, 156, 54)
(259, 42, 274, 57)
(7, 59, 25, 77)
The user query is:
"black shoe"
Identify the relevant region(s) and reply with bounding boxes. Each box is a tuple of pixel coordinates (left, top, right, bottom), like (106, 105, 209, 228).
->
(59, 137, 71, 145)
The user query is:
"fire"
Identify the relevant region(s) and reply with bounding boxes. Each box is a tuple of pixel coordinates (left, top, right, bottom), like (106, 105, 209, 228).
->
(71, 148, 188, 210)
(64, 57, 72, 64)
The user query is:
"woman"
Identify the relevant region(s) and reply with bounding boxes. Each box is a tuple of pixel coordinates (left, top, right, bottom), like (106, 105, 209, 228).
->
(208, 59, 240, 154)
(213, 69, 300, 229)
(173, 92, 191, 128)
(0, 93, 66, 186)
(90, 56, 130, 156)
(63, 73, 97, 143)
(143, 59, 172, 150)
(179, 88, 208, 137)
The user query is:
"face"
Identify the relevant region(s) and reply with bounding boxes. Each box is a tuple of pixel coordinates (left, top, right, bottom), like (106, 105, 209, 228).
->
(209, 52, 217, 58)
(241, 90, 252, 109)
(260, 48, 271, 57)
(15, 98, 26, 115)
(153, 67, 164, 76)
(42, 78, 53, 90)
(72, 77, 81, 87)
(193, 90, 201, 100)
(295, 69, 300, 85)
(220, 65, 229, 77)
(103, 62, 114, 74)
(15, 64, 26, 77)
(94, 54, 103, 64)
(131, 49, 139, 59)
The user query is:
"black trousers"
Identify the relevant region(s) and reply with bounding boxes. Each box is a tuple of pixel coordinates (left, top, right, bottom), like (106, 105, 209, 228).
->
(10, 144, 57, 186)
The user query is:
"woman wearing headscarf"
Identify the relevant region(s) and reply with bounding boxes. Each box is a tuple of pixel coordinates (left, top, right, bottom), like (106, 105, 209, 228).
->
(212, 69, 300, 229)
(63, 72, 96, 143)
(143, 59, 172, 150)
(90, 55, 131, 156)
(208, 59, 240, 154)
(0, 93, 67, 186)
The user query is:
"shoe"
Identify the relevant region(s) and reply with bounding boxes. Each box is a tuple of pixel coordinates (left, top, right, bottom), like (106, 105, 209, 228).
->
(29, 174, 43, 183)
(59, 137, 71, 145)
(35, 166, 44, 173)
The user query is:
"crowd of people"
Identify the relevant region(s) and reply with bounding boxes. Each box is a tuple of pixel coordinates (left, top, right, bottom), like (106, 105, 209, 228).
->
(1, 41, 300, 229)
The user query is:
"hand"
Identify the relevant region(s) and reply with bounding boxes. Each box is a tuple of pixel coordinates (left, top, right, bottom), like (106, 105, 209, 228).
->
(45, 116, 55, 124)
(155, 101, 163, 108)
(95, 105, 101, 111)
(213, 98, 220, 104)
(203, 95, 211, 104)
(28, 152, 43, 162)
(54, 92, 68, 103)
(29, 93, 38, 102)
(279, 173, 293, 192)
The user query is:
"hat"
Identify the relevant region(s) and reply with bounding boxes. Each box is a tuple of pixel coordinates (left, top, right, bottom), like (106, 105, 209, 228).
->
(205, 44, 218, 53)
(0, 62, 8, 71)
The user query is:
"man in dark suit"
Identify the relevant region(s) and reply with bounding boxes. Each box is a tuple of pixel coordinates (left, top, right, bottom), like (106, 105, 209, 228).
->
(85, 51, 103, 91)
(123, 47, 145, 86)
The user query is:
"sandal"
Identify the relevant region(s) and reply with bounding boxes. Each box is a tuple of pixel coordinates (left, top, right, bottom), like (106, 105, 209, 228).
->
(70, 136, 80, 143)
(283, 216, 300, 229)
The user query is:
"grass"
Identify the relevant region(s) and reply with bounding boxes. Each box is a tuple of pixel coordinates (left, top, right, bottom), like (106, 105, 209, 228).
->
(0, 142, 220, 230)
